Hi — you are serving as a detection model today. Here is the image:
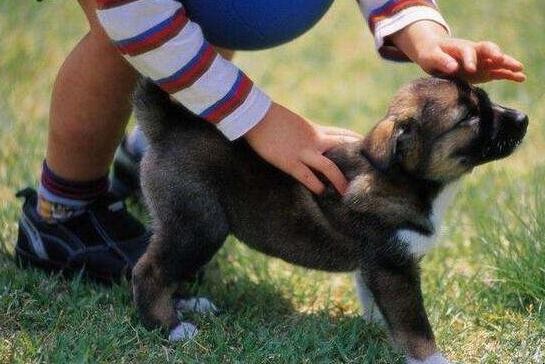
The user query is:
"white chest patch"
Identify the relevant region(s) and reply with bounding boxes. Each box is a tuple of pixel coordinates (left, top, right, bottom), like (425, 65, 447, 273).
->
(397, 183, 458, 257)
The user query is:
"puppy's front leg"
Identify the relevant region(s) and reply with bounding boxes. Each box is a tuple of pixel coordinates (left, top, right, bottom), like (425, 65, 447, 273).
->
(363, 261, 449, 364)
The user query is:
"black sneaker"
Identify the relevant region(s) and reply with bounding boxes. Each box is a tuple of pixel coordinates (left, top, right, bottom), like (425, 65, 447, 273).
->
(111, 137, 142, 199)
(14, 188, 151, 283)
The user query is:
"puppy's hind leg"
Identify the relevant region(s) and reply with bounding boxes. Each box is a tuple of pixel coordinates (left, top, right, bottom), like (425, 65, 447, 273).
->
(132, 197, 229, 341)
(132, 246, 182, 336)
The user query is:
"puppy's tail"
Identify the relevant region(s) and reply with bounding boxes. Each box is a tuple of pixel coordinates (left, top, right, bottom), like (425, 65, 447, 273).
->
(134, 78, 200, 144)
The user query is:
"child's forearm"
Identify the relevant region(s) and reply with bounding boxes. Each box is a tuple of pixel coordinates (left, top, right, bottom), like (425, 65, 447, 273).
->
(96, 0, 271, 140)
(356, 0, 450, 61)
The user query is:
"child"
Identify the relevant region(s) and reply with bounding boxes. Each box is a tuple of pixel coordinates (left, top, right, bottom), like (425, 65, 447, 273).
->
(15, 0, 525, 282)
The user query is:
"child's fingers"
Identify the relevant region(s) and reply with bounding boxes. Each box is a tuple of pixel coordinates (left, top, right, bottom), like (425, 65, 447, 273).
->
(489, 69, 527, 82)
(441, 41, 477, 73)
(301, 150, 347, 194)
(480, 51, 524, 73)
(500, 54, 524, 72)
(319, 135, 360, 151)
(476, 41, 503, 63)
(459, 45, 478, 73)
(425, 49, 459, 74)
(319, 126, 363, 139)
(291, 162, 325, 195)
(310, 154, 347, 194)
(475, 43, 523, 74)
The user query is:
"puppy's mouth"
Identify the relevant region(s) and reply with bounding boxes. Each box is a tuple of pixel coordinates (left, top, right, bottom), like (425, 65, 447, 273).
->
(481, 135, 525, 161)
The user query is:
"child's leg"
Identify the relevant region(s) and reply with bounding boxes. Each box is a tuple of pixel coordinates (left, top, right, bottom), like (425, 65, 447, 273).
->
(16, 0, 239, 281)
(15, 0, 147, 282)
(46, 0, 137, 182)
(48, 4, 232, 182)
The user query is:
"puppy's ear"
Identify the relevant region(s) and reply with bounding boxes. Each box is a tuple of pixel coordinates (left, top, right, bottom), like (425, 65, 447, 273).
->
(361, 118, 412, 172)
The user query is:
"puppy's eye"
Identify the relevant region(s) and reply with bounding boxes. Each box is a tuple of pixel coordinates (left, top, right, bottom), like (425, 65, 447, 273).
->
(456, 110, 479, 128)
(458, 116, 480, 128)
(398, 121, 414, 135)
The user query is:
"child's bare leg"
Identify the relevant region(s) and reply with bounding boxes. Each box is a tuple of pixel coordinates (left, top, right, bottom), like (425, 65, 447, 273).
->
(49, 0, 234, 183)
(18, 0, 236, 281)
(45, 0, 137, 181)
(15, 0, 145, 281)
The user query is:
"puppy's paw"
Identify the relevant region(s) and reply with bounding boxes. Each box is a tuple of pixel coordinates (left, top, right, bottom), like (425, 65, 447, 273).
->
(168, 322, 198, 342)
(407, 352, 450, 364)
(175, 297, 218, 314)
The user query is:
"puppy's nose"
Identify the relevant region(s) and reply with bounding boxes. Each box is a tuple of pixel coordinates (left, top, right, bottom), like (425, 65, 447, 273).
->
(511, 110, 529, 131)
(494, 104, 529, 131)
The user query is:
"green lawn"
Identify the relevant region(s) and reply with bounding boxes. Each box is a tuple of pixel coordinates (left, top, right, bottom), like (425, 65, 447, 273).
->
(1, 1, 545, 363)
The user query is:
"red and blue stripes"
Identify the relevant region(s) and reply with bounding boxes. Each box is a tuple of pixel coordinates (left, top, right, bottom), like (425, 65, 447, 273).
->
(41, 161, 109, 201)
(367, 0, 437, 33)
(115, 7, 189, 56)
(156, 42, 217, 94)
(97, 0, 272, 139)
(199, 71, 254, 124)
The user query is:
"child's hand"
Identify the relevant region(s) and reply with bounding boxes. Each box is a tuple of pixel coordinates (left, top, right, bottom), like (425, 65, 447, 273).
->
(389, 21, 526, 83)
(244, 103, 361, 195)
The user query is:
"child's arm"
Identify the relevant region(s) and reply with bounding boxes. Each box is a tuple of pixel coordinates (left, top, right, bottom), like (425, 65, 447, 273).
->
(388, 21, 525, 83)
(358, 0, 525, 83)
(96, 0, 269, 141)
(96, 0, 360, 195)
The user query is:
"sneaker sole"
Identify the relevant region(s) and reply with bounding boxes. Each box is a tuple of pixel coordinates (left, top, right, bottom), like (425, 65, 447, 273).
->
(15, 247, 127, 284)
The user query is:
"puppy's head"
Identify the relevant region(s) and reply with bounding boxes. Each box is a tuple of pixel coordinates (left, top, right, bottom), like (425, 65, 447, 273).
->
(362, 78, 528, 183)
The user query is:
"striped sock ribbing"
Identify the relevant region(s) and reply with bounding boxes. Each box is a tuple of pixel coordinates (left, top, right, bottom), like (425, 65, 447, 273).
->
(37, 161, 109, 222)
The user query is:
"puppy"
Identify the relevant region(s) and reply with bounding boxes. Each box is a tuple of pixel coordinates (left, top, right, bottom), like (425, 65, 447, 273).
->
(132, 78, 528, 363)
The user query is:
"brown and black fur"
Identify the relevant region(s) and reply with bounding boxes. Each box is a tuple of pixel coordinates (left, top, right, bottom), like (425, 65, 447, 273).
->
(132, 77, 528, 362)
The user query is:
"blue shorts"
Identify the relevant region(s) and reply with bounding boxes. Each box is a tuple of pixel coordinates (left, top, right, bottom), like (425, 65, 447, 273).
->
(182, 0, 334, 50)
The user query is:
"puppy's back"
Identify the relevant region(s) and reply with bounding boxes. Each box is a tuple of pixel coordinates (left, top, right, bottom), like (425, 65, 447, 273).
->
(134, 79, 219, 146)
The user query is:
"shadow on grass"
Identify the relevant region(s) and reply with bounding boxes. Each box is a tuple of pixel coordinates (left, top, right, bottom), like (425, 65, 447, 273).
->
(0, 247, 402, 363)
(178, 266, 402, 363)
(0, 195, 400, 362)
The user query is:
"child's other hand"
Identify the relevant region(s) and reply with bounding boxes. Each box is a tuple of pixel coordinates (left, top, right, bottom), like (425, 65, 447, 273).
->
(244, 103, 361, 195)
(390, 21, 526, 84)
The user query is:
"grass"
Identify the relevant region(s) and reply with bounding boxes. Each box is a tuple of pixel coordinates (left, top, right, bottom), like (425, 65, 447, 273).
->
(1, 1, 544, 362)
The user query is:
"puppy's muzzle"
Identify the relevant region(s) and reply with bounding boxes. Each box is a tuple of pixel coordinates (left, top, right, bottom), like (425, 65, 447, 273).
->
(481, 104, 528, 161)
(494, 104, 529, 135)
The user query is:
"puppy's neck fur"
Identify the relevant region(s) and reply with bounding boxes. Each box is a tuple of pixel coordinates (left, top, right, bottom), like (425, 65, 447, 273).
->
(325, 141, 457, 254)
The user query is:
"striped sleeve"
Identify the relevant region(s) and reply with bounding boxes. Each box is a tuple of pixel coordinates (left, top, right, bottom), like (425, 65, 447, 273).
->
(96, 0, 271, 140)
(357, 0, 450, 62)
